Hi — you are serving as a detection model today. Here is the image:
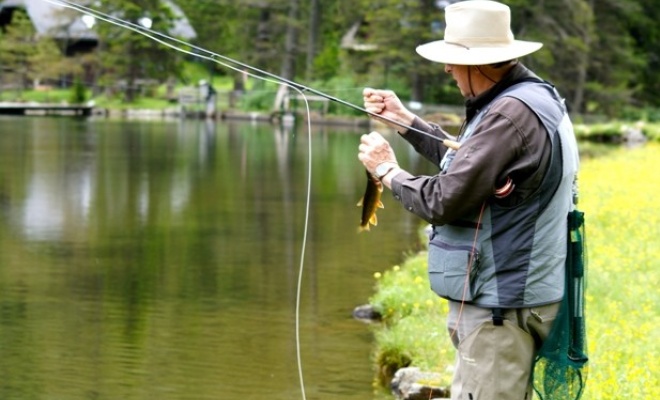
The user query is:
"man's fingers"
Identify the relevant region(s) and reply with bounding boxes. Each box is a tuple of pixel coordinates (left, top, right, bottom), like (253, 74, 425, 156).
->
(364, 97, 385, 114)
(359, 132, 384, 149)
(363, 88, 385, 116)
(365, 106, 384, 116)
(363, 87, 378, 98)
(359, 133, 371, 145)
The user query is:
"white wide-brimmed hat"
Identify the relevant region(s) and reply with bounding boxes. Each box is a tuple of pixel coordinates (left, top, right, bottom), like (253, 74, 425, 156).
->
(416, 0, 542, 66)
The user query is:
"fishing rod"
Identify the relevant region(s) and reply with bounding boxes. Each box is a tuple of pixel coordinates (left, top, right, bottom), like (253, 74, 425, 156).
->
(45, 0, 461, 151)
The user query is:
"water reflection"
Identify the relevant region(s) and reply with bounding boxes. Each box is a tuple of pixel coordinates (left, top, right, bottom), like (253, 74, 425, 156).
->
(0, 116, 427, 400)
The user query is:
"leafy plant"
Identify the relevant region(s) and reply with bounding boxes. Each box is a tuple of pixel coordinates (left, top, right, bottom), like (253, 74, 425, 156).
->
(69, 77, 88, 104)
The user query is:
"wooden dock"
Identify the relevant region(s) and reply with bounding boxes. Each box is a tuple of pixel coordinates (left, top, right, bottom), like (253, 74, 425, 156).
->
(0, 103, 94, 117)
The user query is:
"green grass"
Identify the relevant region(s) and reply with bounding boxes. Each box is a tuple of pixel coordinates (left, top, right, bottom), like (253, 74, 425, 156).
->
(0, 88, 72, 103)
(367, 143, 660, 398)
(369, 255, 455, 388)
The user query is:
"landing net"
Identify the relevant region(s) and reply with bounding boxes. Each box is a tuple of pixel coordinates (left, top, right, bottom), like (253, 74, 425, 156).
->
(533, 210, 588, 400)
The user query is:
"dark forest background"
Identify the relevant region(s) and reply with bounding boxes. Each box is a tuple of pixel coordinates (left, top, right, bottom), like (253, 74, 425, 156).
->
(1, 0, 659, 120)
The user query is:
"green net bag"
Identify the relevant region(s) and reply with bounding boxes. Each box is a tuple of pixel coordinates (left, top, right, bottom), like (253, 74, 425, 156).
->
(533, 210, 588, 400)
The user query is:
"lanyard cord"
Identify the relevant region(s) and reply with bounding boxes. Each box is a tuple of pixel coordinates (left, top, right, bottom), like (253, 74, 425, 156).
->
(448, 201, 487, 343)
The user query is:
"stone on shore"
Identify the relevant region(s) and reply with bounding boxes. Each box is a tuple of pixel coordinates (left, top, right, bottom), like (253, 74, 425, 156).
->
(391, 367, 450, 400)
(352, 304, 382, 322)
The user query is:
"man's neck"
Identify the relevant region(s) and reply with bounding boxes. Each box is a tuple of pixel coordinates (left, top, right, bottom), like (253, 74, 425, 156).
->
(470, 62, 518, 97)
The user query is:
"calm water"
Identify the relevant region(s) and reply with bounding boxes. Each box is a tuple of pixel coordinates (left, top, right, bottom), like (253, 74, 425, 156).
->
(0, 116, 434, 400)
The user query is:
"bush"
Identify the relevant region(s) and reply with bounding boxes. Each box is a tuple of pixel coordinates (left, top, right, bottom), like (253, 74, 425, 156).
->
(69, 77, 87, 104)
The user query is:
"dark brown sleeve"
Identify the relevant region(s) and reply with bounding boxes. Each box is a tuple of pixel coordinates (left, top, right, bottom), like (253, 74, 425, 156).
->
(390, 97, 550, 225)
(399, 117, 455, 166)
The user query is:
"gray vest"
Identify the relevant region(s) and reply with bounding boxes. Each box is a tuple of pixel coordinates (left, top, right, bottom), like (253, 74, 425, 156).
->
(428, 82, 580, 308)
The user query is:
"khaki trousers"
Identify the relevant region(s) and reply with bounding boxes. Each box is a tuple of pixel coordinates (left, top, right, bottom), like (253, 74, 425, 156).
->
(446, 301, 560, 400)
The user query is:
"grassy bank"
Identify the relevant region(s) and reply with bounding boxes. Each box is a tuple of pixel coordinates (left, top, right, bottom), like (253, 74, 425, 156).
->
(368, 143, 660, 398)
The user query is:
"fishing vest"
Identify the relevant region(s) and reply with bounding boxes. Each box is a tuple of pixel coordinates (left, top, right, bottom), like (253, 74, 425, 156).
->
(428, 82, 580, 308)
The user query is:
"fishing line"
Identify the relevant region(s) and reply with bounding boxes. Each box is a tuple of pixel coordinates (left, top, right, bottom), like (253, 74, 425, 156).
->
(41, 1, 312, 399)
(42, 0, 459, 149)
(448, 201, 486, 342)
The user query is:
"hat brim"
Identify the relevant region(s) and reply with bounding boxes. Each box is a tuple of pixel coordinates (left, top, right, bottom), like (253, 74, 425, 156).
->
(416, 40, 543, 65)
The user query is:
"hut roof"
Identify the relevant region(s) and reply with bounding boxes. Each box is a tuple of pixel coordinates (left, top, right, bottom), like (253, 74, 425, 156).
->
(0, 0, 196, 41)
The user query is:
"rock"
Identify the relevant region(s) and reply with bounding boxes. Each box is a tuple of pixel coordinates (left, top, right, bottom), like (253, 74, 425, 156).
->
(621, 122, 647, 147)
(391, 367, 450, 400)
(352, 304, 382, 322)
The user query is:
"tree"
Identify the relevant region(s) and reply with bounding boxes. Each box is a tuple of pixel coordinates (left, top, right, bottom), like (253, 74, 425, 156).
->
(508, 0, 596, 113)
(357, 0, 459, 103)
(176, 0, 250, 91)
(0, 9, 74, 96)
(584, 0, 643, 116)
(29, 36, 82, 87)
(0, 10, 37, 95)
(512, 0, 643, 116)
(1, 0, 654, 117)
(353, 0, 651, 116)
(305, 0, 321, 81)
(96, 0, 184, 102)
(625, 0, 660, 108)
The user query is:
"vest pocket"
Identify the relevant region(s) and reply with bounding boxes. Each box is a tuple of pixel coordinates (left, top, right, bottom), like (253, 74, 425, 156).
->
(428, 239, 480, 301)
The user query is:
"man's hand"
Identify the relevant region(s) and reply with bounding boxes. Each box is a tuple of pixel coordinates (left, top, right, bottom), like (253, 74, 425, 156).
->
(358, 131, 399, 175)
(363, 88, 416, 133)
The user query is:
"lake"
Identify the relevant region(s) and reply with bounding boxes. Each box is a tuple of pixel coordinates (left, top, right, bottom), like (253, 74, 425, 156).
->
(0, 115, 435, 400)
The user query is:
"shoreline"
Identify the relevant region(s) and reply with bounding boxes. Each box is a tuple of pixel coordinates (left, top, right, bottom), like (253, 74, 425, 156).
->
(2, 102, 657, 145)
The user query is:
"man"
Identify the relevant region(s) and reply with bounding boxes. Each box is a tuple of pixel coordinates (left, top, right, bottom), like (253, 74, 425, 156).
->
(357, 1, 580, 399)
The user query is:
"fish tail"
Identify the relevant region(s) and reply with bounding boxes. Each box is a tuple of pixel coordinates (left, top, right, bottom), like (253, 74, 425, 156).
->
(357, 224, 370, 233)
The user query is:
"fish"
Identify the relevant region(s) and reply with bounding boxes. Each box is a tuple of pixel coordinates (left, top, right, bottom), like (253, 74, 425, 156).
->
(357, 170, 384, 232)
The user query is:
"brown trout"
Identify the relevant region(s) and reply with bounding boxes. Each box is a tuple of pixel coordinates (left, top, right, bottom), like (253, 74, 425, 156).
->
(357, 170, 384, 232)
